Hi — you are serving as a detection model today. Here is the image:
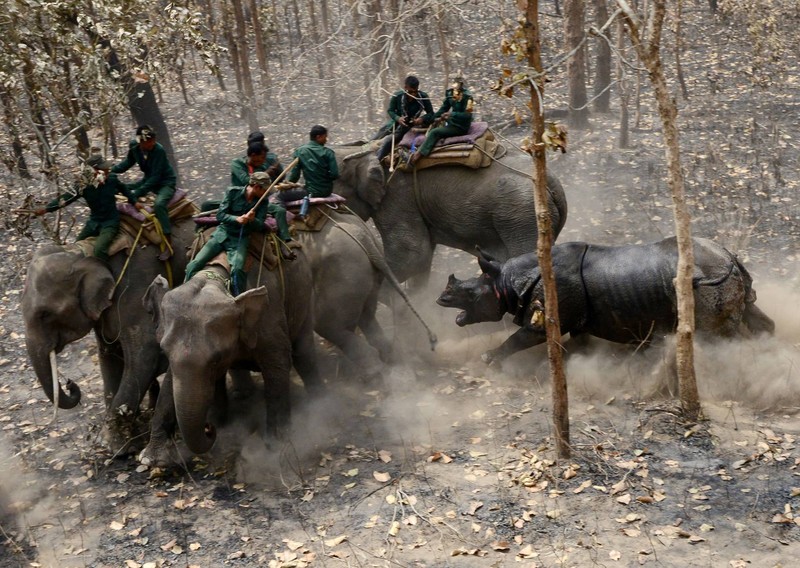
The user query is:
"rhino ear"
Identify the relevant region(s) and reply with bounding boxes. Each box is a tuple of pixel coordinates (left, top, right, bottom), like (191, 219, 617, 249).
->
(235, 286, 268, 350)
(478, 256, 501, 279)
(77, 258, 115, 321)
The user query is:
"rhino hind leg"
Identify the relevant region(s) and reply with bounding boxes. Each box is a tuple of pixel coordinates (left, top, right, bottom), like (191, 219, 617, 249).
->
(743, 301, 775, 335)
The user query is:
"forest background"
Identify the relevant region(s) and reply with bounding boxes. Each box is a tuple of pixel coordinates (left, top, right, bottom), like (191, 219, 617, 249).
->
(1, 1, 800, 567)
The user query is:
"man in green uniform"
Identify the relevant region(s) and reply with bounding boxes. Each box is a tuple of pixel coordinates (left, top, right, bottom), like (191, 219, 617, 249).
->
(230, 143, 292, 246)
(184, 172, 286, 295)
(35, 154, 133, 263)
(410, 80, 474, 165)
(276, 125, 339, 208)
(231, 140, 283, 187)
(374, 76, 434, 161)
(111, 125, 177, 260)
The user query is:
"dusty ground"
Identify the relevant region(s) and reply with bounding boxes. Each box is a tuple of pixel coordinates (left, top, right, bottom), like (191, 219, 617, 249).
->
(2, 5, 800, 568)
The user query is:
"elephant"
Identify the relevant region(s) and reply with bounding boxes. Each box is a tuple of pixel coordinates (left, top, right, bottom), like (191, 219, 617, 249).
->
(140, 248, 321, 462)
(436, 237, 775, 367)
(21, 218, 195, 454)
(296, 208, 436, 379)
(331, 146, 569, 285)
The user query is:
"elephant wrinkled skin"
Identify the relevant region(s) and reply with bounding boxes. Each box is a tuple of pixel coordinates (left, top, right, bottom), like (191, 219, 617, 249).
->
(298, 209, 435, 379)
(21, 220, 194, 454)
(332, 147, 568, 285)
(140, 249, 320, 464)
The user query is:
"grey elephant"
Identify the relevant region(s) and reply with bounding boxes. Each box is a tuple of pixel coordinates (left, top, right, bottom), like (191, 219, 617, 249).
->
(332, 146, 568, 284)
(297, 208, 436, 378)
(436, 237, 775, 367)
(140, 249, 321, 461)
(21, 219, 195, 454)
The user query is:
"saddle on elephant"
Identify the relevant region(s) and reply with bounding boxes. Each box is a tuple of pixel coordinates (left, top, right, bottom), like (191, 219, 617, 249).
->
(273, 191, 348, 232)
(388, 121, 500, 172)
(69, 189, 197, 258)
(187, 225, 296, 275)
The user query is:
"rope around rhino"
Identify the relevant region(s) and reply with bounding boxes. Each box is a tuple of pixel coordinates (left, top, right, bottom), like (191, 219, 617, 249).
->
(319, 206, 438, 351)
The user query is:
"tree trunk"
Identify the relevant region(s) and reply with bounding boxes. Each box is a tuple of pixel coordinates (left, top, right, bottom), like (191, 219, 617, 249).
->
(564, 0, 590, 129)
(435, 7, 452, 90)
(616, 17, 630, 148)
(592, 0, 612, 113)
(319, 0, 339, 119)
(231, 0, 259, 131)
(616, 0, 700, 420)
(673, 0, 690, 100)
(204, 0, 227, 91)
(524, 0, 570, 460)
(0, 89, 31, 178)
(248, 0, 270, 99)
(222, 1, 244, 95)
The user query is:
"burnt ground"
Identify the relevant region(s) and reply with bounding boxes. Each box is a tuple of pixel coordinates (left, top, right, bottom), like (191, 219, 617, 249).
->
(2, 6, 800, 568)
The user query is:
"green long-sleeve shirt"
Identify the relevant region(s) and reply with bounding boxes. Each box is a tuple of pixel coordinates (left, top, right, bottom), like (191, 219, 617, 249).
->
(45, 174, 132, 228)
(287, 140, 339, 197)
(230, 153, 283, 187)
(212, 186, 269, 245)
(383, 89, 434, 130)
(433, 89, 474, 131)
(112, 140, 177, 200)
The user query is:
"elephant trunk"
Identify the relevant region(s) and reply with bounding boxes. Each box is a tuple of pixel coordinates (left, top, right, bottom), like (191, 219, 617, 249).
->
(173, 373, 217, 455)
(26, 339, 81, 409)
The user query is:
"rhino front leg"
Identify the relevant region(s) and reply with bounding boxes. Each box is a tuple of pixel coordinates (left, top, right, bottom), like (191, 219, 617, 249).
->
(481, 326, 547, 365)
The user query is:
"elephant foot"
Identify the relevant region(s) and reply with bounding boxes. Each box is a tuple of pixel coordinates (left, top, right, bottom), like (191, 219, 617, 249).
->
(481, 351, 497, 365)
(102, 419, 143, 458)
(139, 438, 179, 469)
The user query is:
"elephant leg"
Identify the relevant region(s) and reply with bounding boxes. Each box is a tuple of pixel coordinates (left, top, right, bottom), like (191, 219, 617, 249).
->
(96, 338, 123, 407)
(483, 326, 548, 365)
(257, 343, 293, 439)
(316, 321, 384, 381)
(291, 314, 325, 395)
(139, 370, 179, 468)
(377, 218, 435, 285)
(357, 288, 392, 363)
(104, 340, 163, 456)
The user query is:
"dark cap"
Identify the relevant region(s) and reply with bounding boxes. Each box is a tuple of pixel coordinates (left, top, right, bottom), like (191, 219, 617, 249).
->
(249, 171, 271, 187)
(86, 154, 115, 170)
(136, 125, 155, 142)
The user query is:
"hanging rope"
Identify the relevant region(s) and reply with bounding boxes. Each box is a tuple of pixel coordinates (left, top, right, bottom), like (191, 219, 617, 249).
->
(140, 210, 173, 288)
(112, 223, 144, 293)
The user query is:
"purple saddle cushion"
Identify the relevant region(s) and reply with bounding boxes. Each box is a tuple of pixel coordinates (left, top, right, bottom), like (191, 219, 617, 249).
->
(399, 121, 489, 149)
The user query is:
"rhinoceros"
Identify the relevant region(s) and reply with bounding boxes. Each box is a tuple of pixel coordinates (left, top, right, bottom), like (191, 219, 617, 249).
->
(436, 237, 775, 365)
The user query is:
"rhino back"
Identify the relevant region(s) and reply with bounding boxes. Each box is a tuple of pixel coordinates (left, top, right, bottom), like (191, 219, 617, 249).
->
(579, 241, 681, 343)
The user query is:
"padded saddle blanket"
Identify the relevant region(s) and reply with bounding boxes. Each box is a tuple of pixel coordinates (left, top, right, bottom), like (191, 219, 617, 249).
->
(73, 189, 198, 257)
(392, 122, 498, 171)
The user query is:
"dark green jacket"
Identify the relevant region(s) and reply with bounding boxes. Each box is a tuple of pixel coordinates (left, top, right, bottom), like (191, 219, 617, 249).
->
(230, 153, 282, 187)
(45, 174, 132, 228)
(112, 140, 177, 201)
(287, 141, 339, 197)
(433, 89, 474, 131)
(383, 89, 434, 129)
(212, 186, 269, 244)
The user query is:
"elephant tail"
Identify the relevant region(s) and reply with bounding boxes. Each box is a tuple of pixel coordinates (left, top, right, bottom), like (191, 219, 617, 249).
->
(322, 209, 438, 351)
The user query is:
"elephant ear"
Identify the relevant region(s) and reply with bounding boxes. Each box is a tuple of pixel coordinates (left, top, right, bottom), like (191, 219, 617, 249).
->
(143, 275, 170, 341)
(76, 257, 115, 321)
(356, 157, 387, 210)
(235, 286, 269, 350)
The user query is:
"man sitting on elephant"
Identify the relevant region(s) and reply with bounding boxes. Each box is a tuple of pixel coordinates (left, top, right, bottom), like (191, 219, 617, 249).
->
(111, 125, 177, 261)
(185, 171, 293, 295)
(374, 75, 434, 161)
(275, 125, 339, 209)
(34, 154, 134, 263)
(409, 79, 474, 165)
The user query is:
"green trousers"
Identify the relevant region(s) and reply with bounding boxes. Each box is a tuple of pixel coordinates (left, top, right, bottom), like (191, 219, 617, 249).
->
(77, 221, 120, 263)
(418, 124, 468, 156)
(184, 231, 252, 295)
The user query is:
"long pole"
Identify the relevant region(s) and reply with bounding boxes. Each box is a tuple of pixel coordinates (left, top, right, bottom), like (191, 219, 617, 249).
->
(251, 157, 300, 211)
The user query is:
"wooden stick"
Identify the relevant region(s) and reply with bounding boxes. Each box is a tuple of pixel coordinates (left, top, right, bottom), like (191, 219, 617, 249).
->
(389, 122, 396, 173)
(252, 157, 300, 211)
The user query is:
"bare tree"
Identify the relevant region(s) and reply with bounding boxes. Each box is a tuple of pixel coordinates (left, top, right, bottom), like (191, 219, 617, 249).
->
(564, 0, 590, 128)
(231, 0, 259, 130)
(592, 0, 612, 112)
(522, 0, 571, 459)
(615, 0, 701, 420)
